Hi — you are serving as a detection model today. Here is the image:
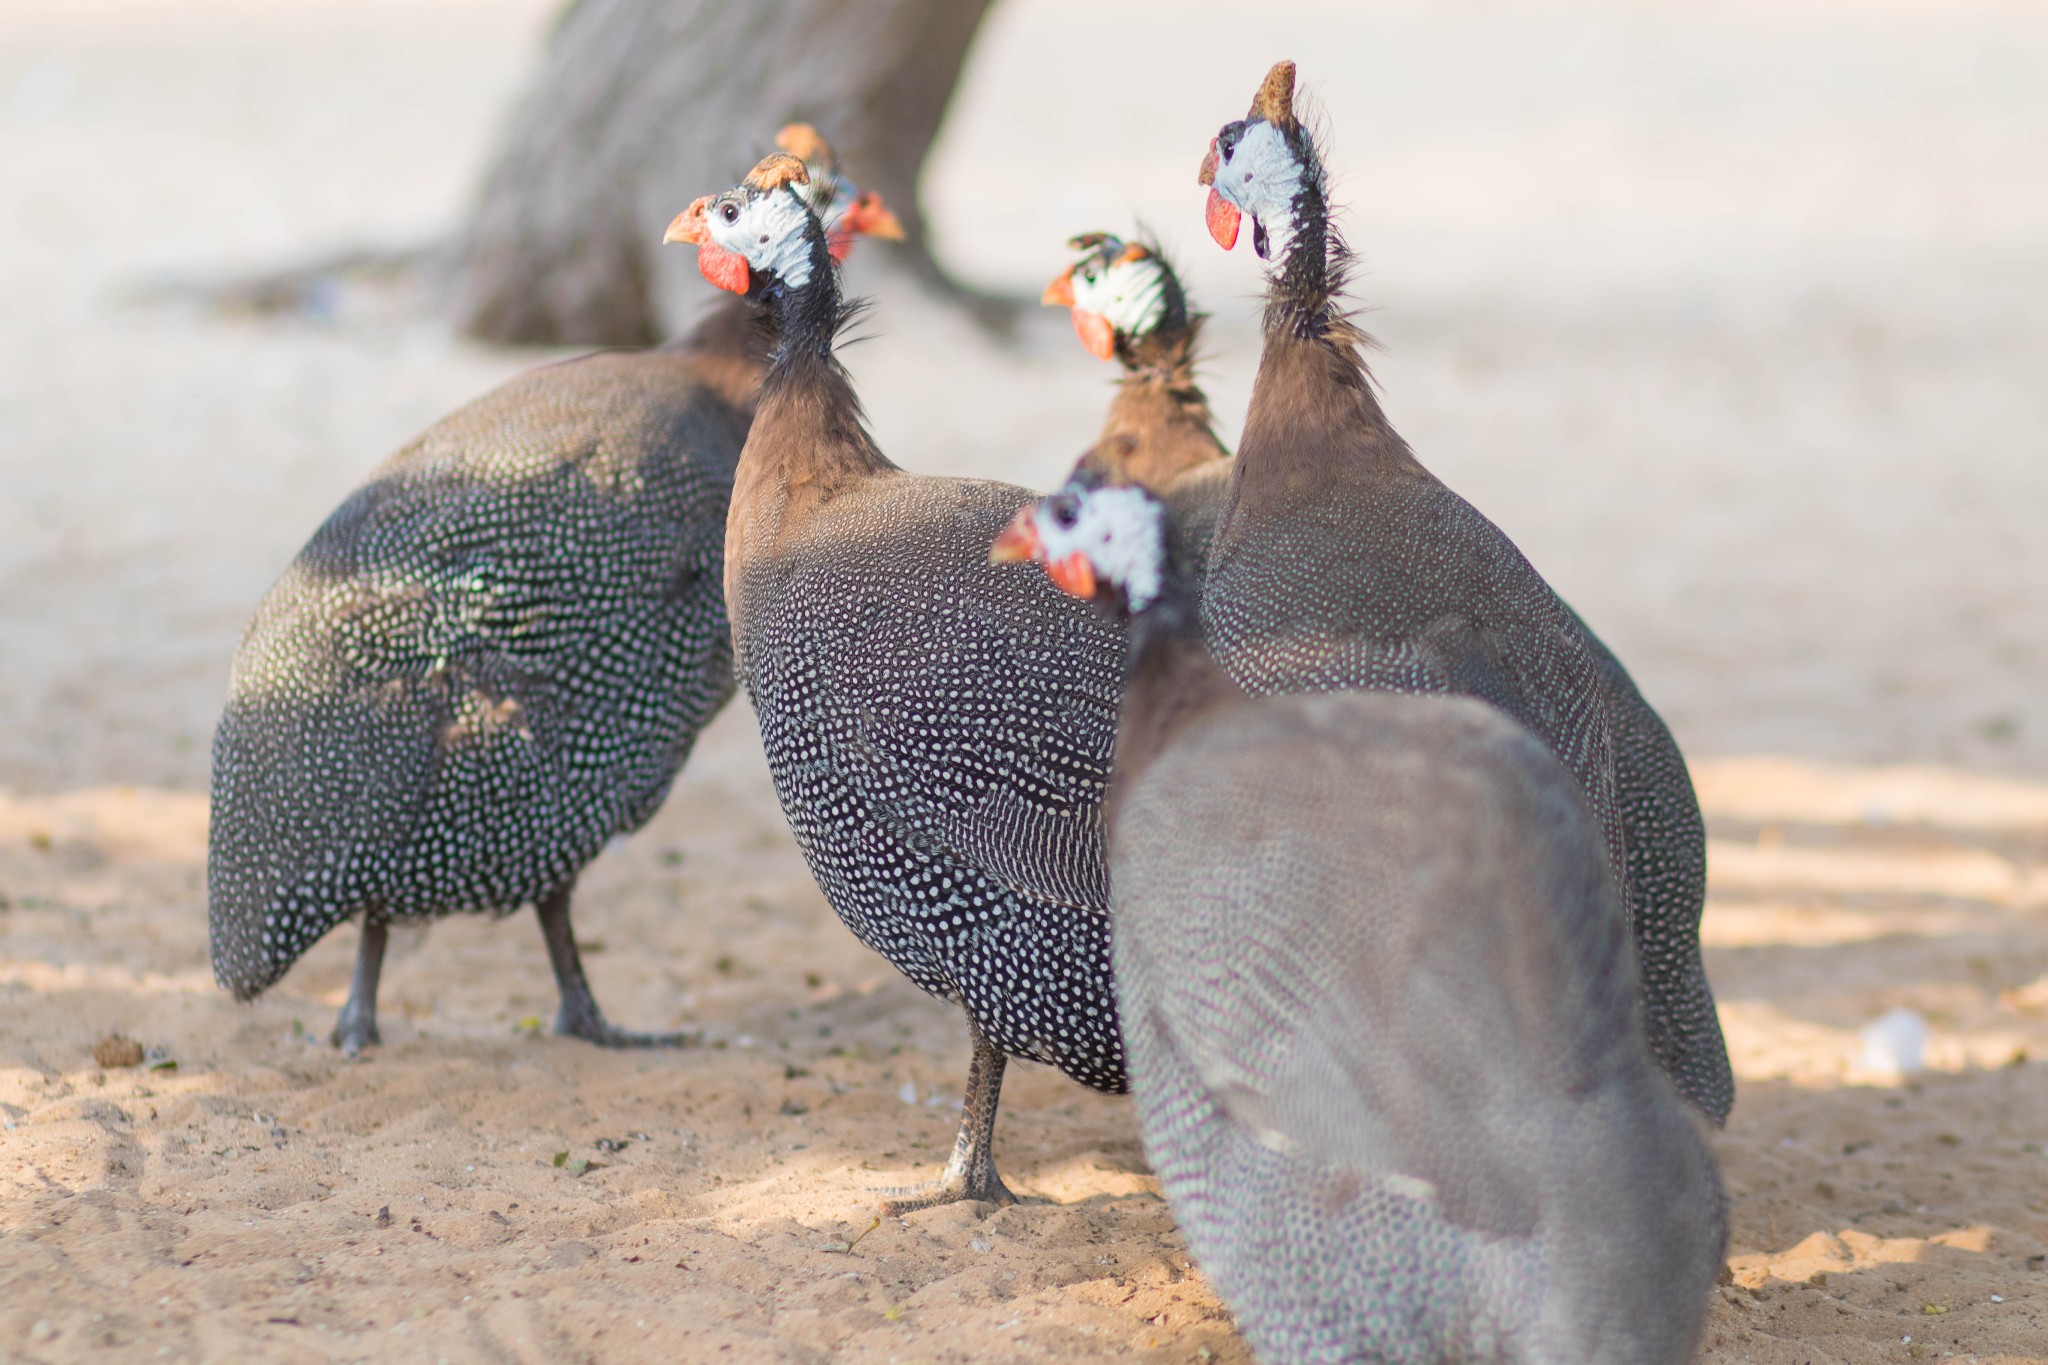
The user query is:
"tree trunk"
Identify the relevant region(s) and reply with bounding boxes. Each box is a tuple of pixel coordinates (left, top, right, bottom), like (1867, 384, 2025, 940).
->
(452, 0, 995, 347)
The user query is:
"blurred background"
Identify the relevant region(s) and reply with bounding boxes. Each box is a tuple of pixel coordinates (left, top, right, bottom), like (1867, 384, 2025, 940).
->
(1, 0, 2043, 794)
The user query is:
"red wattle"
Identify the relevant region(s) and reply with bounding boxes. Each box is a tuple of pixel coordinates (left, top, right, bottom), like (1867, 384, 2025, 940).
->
(1046, 553, 1097, 601)
(697, 242, 751, 294)
(1204, 189, 1241, 250)
(1072, 309, 1116, 362)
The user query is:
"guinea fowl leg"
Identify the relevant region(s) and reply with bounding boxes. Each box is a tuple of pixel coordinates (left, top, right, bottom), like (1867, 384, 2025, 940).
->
(329, 911, 387, 1057)
(876, 1019, 1018, 1214)
(536, 881, 694, 1049)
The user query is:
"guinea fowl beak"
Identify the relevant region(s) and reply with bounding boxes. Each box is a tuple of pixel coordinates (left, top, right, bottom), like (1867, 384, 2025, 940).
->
(829, 192, 907, 261)
(1204, 189, 1241, 250)
(662, 196, 712, 246)
(1070, 309, 1116, 361)
(850, 192, 906, 241)
(1198, 138, 1219, 187)
(1041, 270, 1075, 309)
(989, 507, 1041, 566)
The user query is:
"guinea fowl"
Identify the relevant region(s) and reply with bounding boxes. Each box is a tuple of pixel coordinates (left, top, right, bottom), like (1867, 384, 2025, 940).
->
(668, 154, 1126, 1211)
(208, 128, 902, 1055)
(1197, 61, 1732, 1122)
(1042, 233, 1231, 564)
(997, 476, 1727, 1365)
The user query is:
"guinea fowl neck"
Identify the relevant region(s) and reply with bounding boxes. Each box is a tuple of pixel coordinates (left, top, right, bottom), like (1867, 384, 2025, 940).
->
(1237, 147, 1415, 497)
(741, 226, 896, 496)
(1091, 320, 1227, 490)
(1105, 540, 1242, 836)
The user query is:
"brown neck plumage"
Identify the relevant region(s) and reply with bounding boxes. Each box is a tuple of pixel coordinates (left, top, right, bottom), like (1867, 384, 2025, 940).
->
(1231, 142, 1419, 510)
(1084, 318, 1228, 492)
(1234, 322, 1417, 506)
(726, 230, 897, 582)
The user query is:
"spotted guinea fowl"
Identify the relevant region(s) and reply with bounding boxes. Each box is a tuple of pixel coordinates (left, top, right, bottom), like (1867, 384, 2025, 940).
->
(1042, 233, 1231, 564)
(208, 128, 902, 1056)
(997, 475, 1727, 1365)
(668, 153, 1126, 1210)
(1197, 61, 1731, 1123)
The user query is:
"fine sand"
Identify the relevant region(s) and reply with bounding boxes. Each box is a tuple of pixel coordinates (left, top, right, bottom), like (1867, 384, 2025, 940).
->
(4, 1, 2047, 1361)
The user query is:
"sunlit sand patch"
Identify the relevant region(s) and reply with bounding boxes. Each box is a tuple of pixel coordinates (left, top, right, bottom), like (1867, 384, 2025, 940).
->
(1728, 1223, 2009, 1289)
(1702, 898, 1992, 949)
(0, 960, 215, 996)
(0, 787, 208, 860)
(1694, 757, 2048, 833)
(1708, 839, 2047, 907)
(1718, 1001, 2036, 1087)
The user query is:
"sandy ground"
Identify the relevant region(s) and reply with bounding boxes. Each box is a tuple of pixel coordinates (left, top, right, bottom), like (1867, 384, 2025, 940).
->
(3, 0, 2047, 1360)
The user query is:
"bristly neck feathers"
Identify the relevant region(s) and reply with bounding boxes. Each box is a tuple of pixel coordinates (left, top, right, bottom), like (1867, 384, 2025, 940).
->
(1104, 519, 1243, 836)
(740, 212, 896, 493)
(1088, 315, 1228, 491)
(1239, 121, 1417, 496)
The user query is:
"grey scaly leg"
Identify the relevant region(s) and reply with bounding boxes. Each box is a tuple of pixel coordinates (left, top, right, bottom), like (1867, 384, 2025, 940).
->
(536, 880, 693, 1048)
(330, 911, 387, 1057)
(878, 1018, 1018, 1214)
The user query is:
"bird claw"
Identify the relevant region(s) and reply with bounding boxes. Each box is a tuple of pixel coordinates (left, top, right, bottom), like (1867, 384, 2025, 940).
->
(871, 1170, 1017, 1217)
(553, 1009, 697, 1050)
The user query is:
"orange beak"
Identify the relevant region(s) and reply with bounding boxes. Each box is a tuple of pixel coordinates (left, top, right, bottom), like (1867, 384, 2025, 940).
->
(1071, 309, 1115, 361)
(848, 191, 905, 242)
(1041, 269, 1075, 309)
(1204, 189, 1241, 250)
(1197, 137, 1219, 187)
(989, 506, 1041, 565)
(662, 195, 712, 246)
(828, 190, 907, 261)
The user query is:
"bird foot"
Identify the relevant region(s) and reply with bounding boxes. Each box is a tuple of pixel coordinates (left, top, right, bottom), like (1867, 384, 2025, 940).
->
(329, 1011, 379, 1058)
(553, 1007, 696, 1050)
(872, 1170, 1017, 1217)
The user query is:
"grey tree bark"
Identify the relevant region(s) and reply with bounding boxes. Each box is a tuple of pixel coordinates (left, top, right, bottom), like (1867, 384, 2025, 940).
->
(452, 0, 996, 346)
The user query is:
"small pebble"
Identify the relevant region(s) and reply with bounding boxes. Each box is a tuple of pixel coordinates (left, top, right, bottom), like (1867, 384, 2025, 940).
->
(1861, 1008, 1929, 1075)
(94, 1036, 145, 1069)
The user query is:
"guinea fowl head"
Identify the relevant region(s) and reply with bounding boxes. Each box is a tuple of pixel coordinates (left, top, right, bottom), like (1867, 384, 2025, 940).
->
(662, 132, 901, 297)
(1042, 233, 1188, 365)
(770, 123, 906, 260)
(991, 473, 1168, 618)
(1196, 59, 1321, 263)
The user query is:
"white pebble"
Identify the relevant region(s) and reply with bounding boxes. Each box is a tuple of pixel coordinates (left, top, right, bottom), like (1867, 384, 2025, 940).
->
(1860, 1008, 1929, 1075)
(897, 1081, 917, 1104)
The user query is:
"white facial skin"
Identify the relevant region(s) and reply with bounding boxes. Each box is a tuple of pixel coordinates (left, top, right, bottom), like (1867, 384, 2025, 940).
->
(703, 185, 817, 289)
(1070, 249, 1169, 341)
(1209, 120, 1306, 262)
(1035, 484, 1166, 611)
